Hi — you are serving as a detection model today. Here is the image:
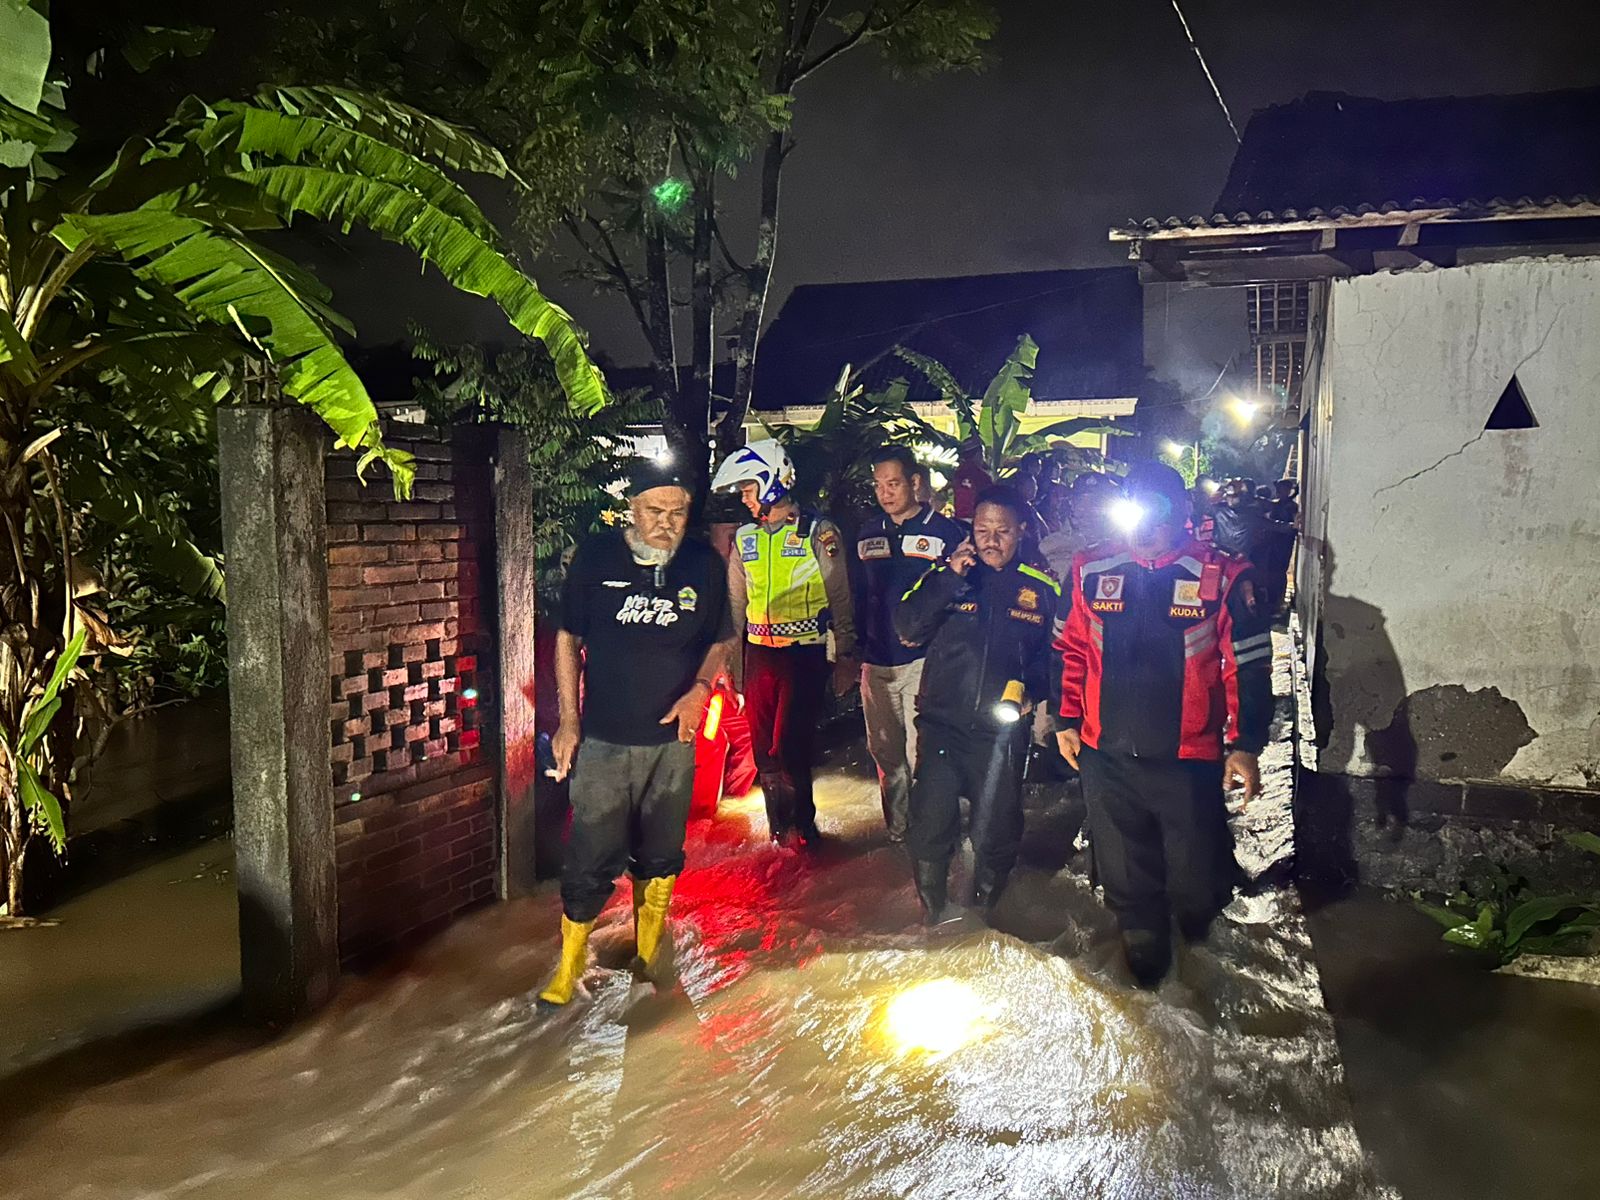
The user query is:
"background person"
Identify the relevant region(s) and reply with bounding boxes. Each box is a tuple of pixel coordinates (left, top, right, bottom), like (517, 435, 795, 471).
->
(1038, 470, 1119, 584)
(1211, 476, 1272, 563)
(713, 440, 857, 847)
(852, 446, 966, 841)
(1262, 479, 1301, 617)
(540, 462, 734, 1007)
(896, 487, 1062, 922)
(1055, 461, 1272, 989)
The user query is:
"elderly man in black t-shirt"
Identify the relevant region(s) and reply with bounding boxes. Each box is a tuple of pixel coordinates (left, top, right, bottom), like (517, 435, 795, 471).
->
(538, 462, 735, 1007)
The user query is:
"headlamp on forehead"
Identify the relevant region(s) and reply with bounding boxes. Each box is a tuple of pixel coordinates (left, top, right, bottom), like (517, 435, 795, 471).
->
(1108, 497, 1147, 533)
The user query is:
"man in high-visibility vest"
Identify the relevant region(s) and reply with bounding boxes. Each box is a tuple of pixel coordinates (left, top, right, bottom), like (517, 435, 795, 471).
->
(713, 440, 857, 847)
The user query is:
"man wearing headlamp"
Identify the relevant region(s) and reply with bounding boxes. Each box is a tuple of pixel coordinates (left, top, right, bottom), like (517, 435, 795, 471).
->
(1055, 461, 1272, 988)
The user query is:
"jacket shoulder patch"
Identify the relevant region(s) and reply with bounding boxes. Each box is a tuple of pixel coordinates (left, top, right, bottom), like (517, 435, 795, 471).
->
(858, 535, 891, 560)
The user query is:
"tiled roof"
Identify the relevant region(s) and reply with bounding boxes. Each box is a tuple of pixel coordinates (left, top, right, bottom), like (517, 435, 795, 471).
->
(1119, 86, 1600, 235)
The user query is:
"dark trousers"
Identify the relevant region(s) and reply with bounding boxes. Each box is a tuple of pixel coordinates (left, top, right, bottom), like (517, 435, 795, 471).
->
(907, 718, 1029, 874)
(744, 642, 830, 835)
(1079, 746, 1236, 938)
(561, 738, 695, 922)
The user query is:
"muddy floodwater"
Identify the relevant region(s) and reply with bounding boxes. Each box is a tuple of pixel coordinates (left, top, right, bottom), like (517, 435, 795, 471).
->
(0, 730, 1396, 1200)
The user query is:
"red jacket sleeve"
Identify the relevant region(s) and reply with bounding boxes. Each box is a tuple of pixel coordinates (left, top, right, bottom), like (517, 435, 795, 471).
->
(1055, 552, 1091, 726)
(1215, 560, 1273, 753)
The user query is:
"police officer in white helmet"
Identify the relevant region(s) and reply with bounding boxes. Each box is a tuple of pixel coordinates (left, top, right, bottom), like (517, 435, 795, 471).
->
(712, 440, 857, 846)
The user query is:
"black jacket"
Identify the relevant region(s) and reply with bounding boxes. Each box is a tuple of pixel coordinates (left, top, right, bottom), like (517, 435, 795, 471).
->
(1211, 504, 1274, 559)
(851, 505, 967, 667)
(894, 558, 1062, 733)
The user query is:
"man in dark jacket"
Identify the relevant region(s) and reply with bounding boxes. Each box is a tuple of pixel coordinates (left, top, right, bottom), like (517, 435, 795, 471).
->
(853, 445, 966, 841)
(895, 487, 1062, 922)
(1056, 461, 1272, 988)
(1211, 477, 1272, 562)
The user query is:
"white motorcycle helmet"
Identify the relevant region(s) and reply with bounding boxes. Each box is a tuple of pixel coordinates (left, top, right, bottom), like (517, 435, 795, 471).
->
(711, 439, 796, 508)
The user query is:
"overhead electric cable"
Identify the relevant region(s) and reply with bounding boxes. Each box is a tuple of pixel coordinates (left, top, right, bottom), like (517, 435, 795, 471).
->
(1169, 0, 1241, 144)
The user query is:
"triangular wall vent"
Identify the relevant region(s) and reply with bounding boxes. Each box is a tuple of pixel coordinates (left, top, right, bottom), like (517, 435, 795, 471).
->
(1485, 375, 1538, 430)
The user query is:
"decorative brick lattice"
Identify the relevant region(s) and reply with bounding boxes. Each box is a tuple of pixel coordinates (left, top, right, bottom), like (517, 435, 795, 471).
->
(328, 643, 482, 789)
(322, 426, 501, 967)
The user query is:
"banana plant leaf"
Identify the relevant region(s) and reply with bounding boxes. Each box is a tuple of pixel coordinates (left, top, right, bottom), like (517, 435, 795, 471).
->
(200, 104, 500, 241)
(0, 0, 50, 113)
(1030, 417, 1136, 441)
(892, 344, 972, 434)
(254, 86, 512, 180)
(18, 760, 66, 851)
(977, 334, 1037, 471)
(67, 466, 225, 601)
(121, 25, 214, 74)
(58, 208, 388, 461)
(219, 163, 607, 414)
(40, 627, 88, 706)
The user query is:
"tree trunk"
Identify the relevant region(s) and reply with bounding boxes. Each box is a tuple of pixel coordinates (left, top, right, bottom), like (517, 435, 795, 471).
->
(685, 176, 715, 485)
(3, 785, 24, 918)
(719, 127, 785, 453)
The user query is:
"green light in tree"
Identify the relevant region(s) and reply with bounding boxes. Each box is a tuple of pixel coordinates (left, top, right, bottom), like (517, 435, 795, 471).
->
(652, 176, 691, 212)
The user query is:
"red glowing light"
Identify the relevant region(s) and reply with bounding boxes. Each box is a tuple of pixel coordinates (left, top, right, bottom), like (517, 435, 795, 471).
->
(702, 692, 725, 741)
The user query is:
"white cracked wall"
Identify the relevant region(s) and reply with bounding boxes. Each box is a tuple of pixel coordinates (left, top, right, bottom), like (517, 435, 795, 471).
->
(1314, 255, 1600, 786)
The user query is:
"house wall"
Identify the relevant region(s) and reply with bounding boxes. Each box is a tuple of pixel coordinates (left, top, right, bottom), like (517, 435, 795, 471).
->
(1309, 255, 1600, 789)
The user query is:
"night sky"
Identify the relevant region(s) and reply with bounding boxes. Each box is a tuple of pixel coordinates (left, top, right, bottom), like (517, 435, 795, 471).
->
(326, 0, 1600, 366)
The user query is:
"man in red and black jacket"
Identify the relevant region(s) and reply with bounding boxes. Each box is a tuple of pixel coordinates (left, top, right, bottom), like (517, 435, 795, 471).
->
(1055, 461, 1272, 988)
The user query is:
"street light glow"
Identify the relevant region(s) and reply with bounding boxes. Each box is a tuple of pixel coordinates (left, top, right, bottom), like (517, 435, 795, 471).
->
(1228, 396, 1261, 423)
(1162, 440, 1186, 457)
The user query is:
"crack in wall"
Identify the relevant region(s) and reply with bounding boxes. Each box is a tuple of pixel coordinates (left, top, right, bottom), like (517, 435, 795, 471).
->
(1373, 429, 1489, 498)
(1371, 307, 1566, 501)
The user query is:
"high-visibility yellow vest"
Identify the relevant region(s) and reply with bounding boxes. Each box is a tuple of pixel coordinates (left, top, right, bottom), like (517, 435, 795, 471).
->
(735, 514, 830, 647)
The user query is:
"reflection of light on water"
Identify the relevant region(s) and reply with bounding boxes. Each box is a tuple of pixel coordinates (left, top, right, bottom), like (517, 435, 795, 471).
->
(881, 978, 990, 1058)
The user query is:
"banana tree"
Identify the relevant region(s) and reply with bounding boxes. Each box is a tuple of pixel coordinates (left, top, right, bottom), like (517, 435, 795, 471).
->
(893, 335, 1131, 476)
(0, 628, 83, 917)
(766, 363, 935, 531)
(0, 7, 609, 915)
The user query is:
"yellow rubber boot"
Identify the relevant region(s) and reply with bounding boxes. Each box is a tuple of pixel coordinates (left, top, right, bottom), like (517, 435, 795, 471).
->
(537, 915, 595, 1006)
(632, 875, 677, 978)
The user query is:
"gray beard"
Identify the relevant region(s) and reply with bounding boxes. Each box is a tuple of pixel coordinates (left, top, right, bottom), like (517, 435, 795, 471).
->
(625, 527, 679, 566)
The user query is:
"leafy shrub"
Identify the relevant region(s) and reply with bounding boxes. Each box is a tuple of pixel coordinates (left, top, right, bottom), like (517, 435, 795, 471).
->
(1415, 833, 1600, 965)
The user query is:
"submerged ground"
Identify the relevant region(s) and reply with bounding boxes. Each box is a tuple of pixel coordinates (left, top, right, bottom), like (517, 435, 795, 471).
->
(2, 638, 1596, 1198)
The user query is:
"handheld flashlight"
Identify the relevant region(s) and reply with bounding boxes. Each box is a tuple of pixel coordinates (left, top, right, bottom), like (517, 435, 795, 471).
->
(701, 690, 724, 741)
(993, 679, 1025, 724)
(1108, 497, 1147, 534)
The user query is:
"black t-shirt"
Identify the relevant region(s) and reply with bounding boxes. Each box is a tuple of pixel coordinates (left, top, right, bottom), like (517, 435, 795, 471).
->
(560, 529, 729, 745)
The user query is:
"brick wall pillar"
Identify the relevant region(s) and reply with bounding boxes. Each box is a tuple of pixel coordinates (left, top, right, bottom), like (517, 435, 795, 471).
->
(217, 406, 338, 1024)
(490, 427, 539, 896)
(221, 414, 526, 1010)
